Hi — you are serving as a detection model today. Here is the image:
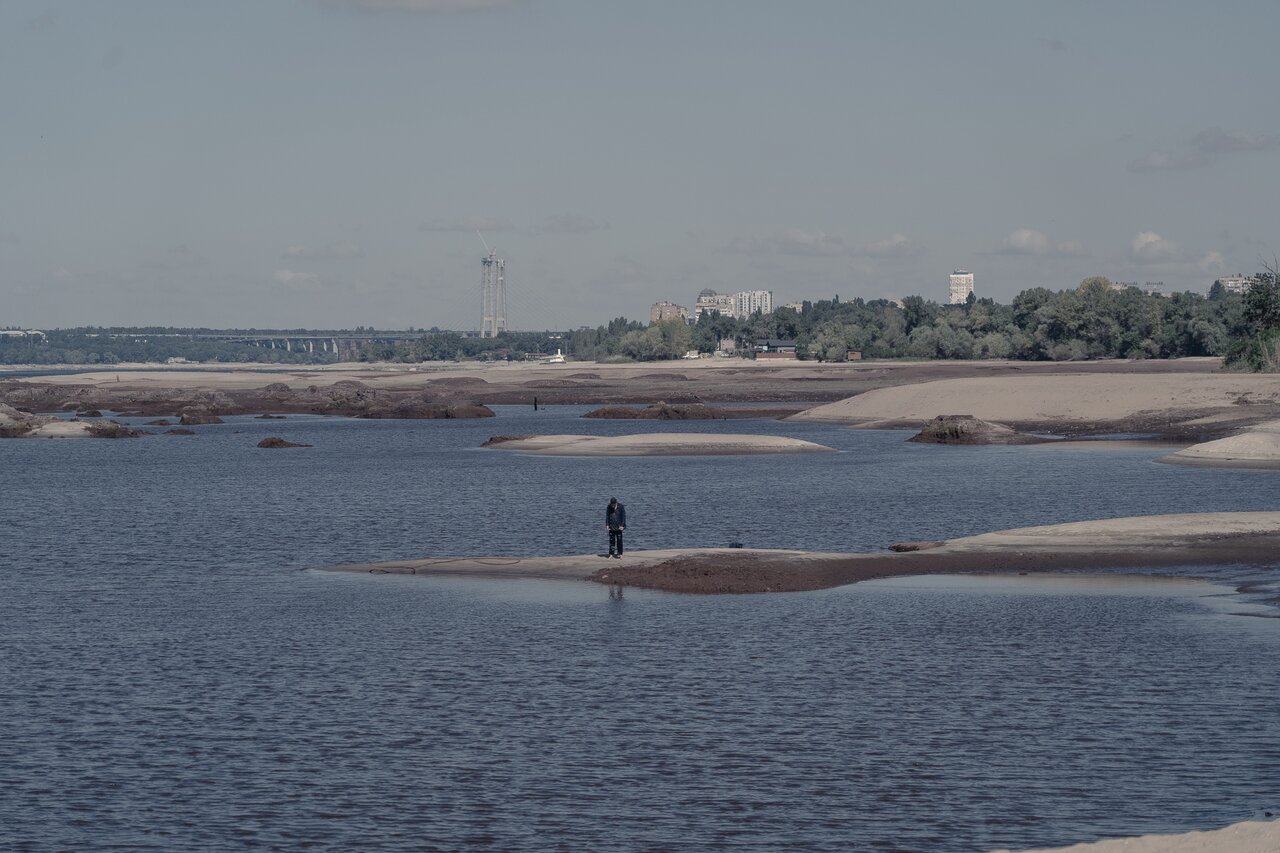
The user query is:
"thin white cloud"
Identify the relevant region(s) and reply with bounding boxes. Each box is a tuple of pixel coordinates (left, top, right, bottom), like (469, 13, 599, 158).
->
(776, 229, 848, 256)
(725, 229, 849, 257)
(534, 214, 610, 235)
(1128, 150, 1209, 173)
(999, 228, 1050, 255)
(1192, 127, 1279, 155)
(273, 269, 321, 287)
(860, 233, 924, 259)
(1131, 127, 1278, 173)
(1130, 231, 1179, 263)
(282, 241, 365, 260)
(419, 215, 515, 233)
(995, 228, 1086, 257)
(1198, 250, 1226, 272)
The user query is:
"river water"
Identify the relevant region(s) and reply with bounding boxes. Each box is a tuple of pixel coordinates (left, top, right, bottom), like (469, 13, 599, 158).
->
(2, 406, 1278, 851)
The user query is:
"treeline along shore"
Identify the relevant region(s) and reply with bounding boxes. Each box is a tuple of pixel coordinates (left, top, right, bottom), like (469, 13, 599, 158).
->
(8, 269, 1280, 367)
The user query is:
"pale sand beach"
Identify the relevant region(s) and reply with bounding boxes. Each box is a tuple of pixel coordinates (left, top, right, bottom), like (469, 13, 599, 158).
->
(323, 511, 1280, 594)
(482, 432, 836, 456)
(25, 420, 95, 438)
(995, 817, 1279, 853)
(1160, 418, 1280, 468)
(791, 372, 1280, 434)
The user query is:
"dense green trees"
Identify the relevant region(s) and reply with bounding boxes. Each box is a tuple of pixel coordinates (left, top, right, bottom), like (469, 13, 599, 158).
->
(1225, 261, 1280, 371)
(2, 274, 1267, 366)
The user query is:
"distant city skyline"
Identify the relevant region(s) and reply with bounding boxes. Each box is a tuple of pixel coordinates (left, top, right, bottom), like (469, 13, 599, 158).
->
(2, 0, 1278, 330)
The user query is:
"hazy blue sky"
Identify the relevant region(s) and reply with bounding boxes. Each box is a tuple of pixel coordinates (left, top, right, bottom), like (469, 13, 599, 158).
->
(3, 0, 1278, 330)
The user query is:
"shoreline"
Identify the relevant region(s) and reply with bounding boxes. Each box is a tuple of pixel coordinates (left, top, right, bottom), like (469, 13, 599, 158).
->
(995, 817, 1279, 853)
(320, 511, 1280, 595)
(5, 358, 1265, 438)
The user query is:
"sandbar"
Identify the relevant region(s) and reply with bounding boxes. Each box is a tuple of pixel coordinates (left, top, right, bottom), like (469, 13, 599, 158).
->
(321, 511, 1280, 594)
(1159, 418, 1280, 468)
(994, 817, 1279, 853)
(791, 372, 1280, 438)
(482, 432, 836, 456)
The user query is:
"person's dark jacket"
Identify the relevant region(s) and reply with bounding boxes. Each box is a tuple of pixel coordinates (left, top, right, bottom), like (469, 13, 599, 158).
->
(606, 503, 627, 531)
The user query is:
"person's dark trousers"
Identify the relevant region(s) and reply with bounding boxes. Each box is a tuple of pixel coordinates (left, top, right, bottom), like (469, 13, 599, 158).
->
(609, 529, 624, 556)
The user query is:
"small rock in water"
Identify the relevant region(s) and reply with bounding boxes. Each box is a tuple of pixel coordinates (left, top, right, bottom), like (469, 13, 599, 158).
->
(257, 436, 311, 449)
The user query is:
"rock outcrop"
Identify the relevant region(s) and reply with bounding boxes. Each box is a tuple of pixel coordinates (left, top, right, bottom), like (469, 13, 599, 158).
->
(480, 434, 537, 447)
(907, 414, 1047, 445)
(0, 403, 52, 437)
(257, 437, 312, 448)
(178, 410, 225, 425)
(583, 402, 721, 420)
(360, 398, 495, 419)
(85, 421, 143, 438)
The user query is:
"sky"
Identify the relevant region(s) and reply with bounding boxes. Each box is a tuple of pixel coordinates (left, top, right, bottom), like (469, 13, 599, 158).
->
(2, 0, 1279, 331)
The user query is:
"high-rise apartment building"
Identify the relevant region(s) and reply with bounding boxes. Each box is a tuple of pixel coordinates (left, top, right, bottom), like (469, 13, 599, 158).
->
(735, 290, 774, 318)
(948, 270, 974, 305)
(693, 288, 775, 320)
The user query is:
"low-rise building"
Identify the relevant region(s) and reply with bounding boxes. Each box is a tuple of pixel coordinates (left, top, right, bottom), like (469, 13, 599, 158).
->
(695, 289, 737, 321)
(754, 338, 798, 360)
(650, 301, 690, 324)
(1215, 275, 1255, 295)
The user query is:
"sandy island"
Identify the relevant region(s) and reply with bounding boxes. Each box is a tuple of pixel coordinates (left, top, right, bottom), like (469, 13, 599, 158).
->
(790, 371, 1280, 439)
(481, 432, 835, 456)
(321, 511, 1280, 595)
(1159, 418, 1280, 469)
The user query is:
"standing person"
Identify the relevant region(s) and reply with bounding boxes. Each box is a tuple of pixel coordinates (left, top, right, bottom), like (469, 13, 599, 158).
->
(605, 497, 627, 558)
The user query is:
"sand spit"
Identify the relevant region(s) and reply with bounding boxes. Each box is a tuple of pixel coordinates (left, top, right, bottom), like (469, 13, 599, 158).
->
(480, 433, 837, 456)
(791, 373, 1280, 437)
(993, 817, 1279, 853)
(1160, 419, 1280, 468)
(321, 511, 1280, 594)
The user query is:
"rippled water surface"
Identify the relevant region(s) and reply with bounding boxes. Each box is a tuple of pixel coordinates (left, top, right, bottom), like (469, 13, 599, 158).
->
(3, 407, 1279, 851)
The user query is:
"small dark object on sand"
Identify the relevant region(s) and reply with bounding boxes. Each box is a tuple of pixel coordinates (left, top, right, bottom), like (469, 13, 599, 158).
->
(481, 434, 537, 447)
(888, 540, 947, 552)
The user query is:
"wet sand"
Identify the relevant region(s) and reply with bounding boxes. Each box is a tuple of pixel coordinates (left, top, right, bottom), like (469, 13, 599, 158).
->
(994, 817, 1279, 853)
(481, 432, 836, 456)
(321, 511, 1280, 594)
